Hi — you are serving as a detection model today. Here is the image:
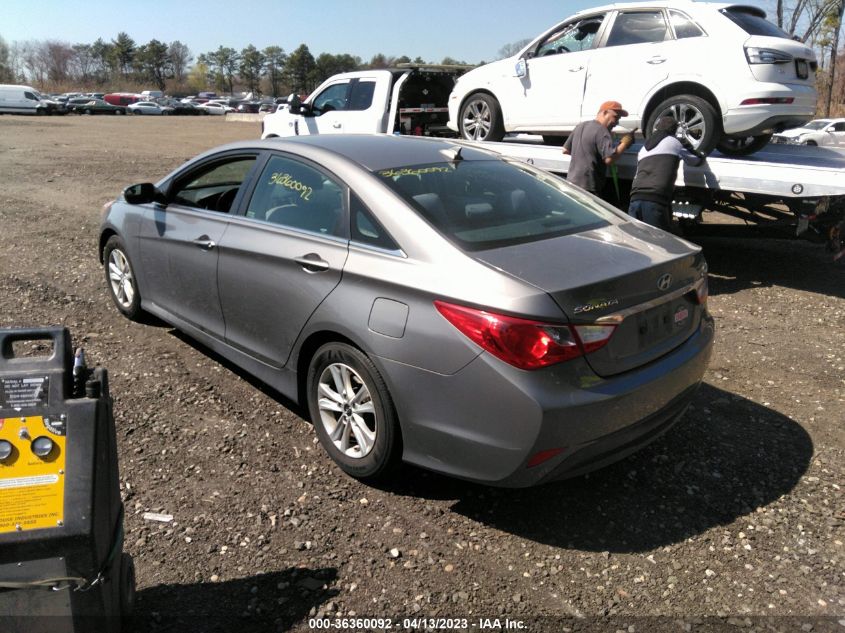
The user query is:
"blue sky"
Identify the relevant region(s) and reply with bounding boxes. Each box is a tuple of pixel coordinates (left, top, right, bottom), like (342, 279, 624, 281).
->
(3, 0, 773, 64)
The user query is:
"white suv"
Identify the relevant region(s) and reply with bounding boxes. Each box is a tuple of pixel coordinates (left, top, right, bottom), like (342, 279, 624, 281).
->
(447, 1, 817, 156)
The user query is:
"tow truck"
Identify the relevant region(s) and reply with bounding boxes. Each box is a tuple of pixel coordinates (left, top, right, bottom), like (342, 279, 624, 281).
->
(478, 138, 845, 261)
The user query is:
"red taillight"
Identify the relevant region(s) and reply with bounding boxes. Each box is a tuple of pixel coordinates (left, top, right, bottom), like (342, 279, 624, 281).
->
(434, 301, 616, 370)
(695, 277, 709, 308)
(527, 447, 565, 468)
(739, 97, 794, 106)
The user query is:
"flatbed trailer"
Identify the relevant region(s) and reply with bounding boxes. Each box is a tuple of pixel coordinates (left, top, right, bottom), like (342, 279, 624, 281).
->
(475, 139, 845, 261)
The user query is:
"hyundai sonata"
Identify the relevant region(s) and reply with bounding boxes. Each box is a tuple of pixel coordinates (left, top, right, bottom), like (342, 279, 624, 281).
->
(99, 135, 714, 487)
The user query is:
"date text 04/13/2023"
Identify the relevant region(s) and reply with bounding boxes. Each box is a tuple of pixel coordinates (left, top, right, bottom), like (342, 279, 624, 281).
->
(307, 617, 526, 630)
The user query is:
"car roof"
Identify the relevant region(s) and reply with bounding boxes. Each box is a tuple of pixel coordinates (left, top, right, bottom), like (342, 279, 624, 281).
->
(212, 135, 501, 173)
(569, 1, 761, 17)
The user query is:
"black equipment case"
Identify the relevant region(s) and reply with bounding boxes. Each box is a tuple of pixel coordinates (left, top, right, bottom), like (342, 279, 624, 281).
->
(0, 327, 134, 633)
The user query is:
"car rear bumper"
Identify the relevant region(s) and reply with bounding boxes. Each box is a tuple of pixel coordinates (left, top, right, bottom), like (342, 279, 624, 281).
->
(379, 312, 715, 487)
(722, 84, 816, 136)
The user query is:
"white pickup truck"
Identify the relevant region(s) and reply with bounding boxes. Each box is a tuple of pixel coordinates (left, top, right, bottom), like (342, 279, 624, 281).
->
(260, 65, 466, 139)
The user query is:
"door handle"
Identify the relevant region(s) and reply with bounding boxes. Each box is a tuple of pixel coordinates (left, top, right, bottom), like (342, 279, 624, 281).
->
(294, 253, 330, 272)
(192, 237, 216, 250)
(332, 122, 342, 129)
(569, 65, 584, 72)
(647, 57, 667, 65)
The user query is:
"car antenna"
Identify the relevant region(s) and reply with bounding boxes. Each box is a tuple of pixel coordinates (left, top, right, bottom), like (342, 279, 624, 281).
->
(442, 146, 464, 163)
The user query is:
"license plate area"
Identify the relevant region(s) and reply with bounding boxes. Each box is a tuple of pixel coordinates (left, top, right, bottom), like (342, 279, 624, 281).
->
(796, 59, 809, 79)
(636, 300, 693, 349)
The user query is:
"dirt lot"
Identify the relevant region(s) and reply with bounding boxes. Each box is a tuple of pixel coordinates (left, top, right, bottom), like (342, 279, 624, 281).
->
(0, 116, 842, 632)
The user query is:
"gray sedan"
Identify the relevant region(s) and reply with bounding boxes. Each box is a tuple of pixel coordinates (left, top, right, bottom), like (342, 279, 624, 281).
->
(99, 135, 714, 487)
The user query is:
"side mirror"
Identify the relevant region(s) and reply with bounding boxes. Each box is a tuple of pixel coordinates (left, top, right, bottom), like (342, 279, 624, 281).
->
(287, 93, 304, 115)
(123, 183, 164, 205)
(514, 58, 527, 78)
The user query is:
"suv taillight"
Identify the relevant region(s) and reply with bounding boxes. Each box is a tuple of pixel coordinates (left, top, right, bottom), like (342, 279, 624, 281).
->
(745, 47, 793, 64)
(434, 301, 616, 370)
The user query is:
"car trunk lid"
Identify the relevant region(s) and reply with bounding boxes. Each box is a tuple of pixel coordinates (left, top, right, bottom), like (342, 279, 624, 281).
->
(474, 221, 707, 377)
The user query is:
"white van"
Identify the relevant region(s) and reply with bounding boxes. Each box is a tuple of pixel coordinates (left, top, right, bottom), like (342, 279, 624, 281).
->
(0, 84, 59, 115)
(140, 90, 163, 99)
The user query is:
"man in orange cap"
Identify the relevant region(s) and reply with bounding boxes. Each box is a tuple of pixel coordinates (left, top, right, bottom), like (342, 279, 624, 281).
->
(563, 100, 636, 197)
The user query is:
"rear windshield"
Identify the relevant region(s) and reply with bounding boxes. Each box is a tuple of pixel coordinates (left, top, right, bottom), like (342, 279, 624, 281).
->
(721, 7, 790, 39)
(376, 160, 618, 251)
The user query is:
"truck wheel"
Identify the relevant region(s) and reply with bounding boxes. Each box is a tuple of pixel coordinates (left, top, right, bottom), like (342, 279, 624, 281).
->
(459, 93, 505, 142)
(716, 133, 773, 156)
(646, 94, 719, 154)
(306, 342, 402, 481)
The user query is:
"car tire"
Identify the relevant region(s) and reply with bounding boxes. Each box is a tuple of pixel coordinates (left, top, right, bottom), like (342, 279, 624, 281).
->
(115, 109, 125, 115)
(133, 110, 142, 115)
(459, 93, 505, 142)
(716, 133, 773, 156)
(806, 140, 817, 146)
(646, 94, 720, 154)
(85, 108, 93, 115)
(306, 342, 402, 481)
(103, 235, 143, 321)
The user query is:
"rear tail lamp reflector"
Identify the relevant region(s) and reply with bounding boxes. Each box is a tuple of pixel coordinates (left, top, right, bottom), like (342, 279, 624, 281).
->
(434, 301, 616, 370)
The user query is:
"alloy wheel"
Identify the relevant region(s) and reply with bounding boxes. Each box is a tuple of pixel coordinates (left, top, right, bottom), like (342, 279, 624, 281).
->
(317, 362, 377, 459)
(462, 99, 492, 140)
(108, 248, 135, 309)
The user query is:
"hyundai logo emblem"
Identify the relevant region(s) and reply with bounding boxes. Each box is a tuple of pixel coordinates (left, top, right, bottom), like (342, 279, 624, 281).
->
(657, 274, 672, 291)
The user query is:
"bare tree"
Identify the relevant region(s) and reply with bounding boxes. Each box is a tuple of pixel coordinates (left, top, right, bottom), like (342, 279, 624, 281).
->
(0, 35, 13, 83)
(168, 41, 192, 84)
(44, 40, 74, 84)
(71, 44, 95, 83)
(824, 0, 845, 114)
(498, 38, 532, 60)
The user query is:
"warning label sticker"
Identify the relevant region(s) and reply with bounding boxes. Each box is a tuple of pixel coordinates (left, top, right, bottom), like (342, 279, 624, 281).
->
(0, 376, 49, 410)
(0, 416, 65, 534)
(0, 483, 63, 532)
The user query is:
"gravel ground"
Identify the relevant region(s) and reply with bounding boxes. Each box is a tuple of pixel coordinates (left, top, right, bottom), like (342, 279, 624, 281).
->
(0, 116, 842, 633)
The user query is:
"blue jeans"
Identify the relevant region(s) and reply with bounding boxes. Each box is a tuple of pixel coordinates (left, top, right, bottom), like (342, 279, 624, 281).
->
(628, 199, 671, 231)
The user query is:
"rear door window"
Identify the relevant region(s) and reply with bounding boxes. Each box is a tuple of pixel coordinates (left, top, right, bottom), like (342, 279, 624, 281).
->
(668, 10, 706, 38)
(605, 11, 669, 47)
(347, 81, 376, 111)
(246, 154, 346, 237)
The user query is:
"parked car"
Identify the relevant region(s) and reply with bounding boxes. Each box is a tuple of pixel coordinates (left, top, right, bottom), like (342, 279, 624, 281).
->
(104, 93, 141, 107)
(99, 134, 713, 487)
(447, 1, 817, 155)
(68, 98, 126, 115)
(127, 101, 174, 116)
(0, 84, 65, 115)
(155, 98, 202, 116)
(197, 102, 232, 115)
(236, 101, 261, 113)
(771, 118, 845, 146)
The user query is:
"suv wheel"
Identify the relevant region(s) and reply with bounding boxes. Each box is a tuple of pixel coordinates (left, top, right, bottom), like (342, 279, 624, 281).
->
(716, 133, 773, 156)
(647, 95, 719, 154)
(459, 93, 505, 142)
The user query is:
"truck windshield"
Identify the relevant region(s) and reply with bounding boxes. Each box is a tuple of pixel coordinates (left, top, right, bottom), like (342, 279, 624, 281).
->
(376, 160, 620, 251)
